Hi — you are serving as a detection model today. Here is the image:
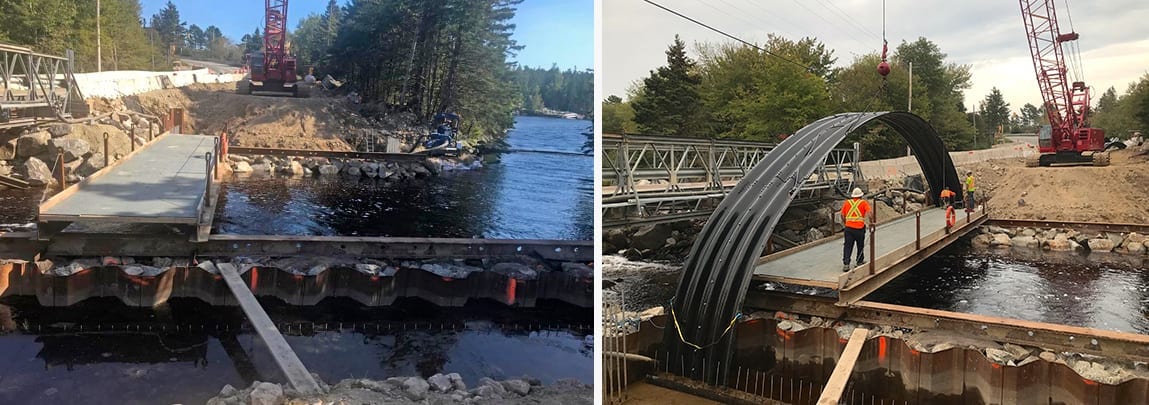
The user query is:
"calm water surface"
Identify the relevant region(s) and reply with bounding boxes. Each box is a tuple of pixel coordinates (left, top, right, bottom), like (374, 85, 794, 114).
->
(213, 116, 593, 240)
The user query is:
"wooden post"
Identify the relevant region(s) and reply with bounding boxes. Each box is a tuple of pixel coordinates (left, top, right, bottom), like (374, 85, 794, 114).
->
(816, 328, 870, 404)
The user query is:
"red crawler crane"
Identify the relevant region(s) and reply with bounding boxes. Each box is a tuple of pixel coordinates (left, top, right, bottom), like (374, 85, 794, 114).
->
(1019, 0, 1107, 166)
(236, 0, 309, 97)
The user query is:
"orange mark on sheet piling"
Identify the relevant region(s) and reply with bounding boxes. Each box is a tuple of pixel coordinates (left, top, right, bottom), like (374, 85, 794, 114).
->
(250, 267, 259, 290)
(441, 277, 454, 282)
(506, 278, 517, 305)
(879, 336, 888, 361)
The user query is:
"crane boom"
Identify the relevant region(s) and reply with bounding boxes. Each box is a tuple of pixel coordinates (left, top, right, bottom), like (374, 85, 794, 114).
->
(236, 0, 306, 97)
(1018, 0, 1106, 166)
(263, 0, 288, 79)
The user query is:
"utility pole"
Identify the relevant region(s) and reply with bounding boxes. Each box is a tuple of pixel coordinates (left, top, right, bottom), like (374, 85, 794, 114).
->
(907, 62, 913, 157)
(96, 0, 102, 72)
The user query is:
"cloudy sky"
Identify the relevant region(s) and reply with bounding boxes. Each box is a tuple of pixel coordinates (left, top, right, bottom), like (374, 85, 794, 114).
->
(604, 0, 1149, 112)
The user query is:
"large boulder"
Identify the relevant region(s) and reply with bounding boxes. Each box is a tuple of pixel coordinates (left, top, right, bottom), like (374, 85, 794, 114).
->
(278, 160, 304, 176)
(971, 233, 993, 248)
(247, 382, 282, 405)
(317, 164, 339, 176)
(805, 227, 825, 243)
(75, 153, 106, 177)
(48, 137, 90, 162)
(1010, 235, 1039, 249)
(21, 157, 55, 187)
(46, 123, 73, 137)
(1047, 235, 1079, 252)
(16, 132, 51, 157)
(1087, 238, 1115, 253)
(630, 224, 672, 251)
(402, 377, 430, 401)
(990, 233, 1012, 247)
(232, 161, 253, 173)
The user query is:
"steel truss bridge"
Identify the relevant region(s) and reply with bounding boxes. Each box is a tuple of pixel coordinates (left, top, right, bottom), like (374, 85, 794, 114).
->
(601, 133, 863, 228)
(0, 43, 89, 129)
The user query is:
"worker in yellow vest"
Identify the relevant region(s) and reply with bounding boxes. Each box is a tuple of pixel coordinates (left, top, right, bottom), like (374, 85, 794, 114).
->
(841, 187, 871, 271)
(964, 170, 976, 212)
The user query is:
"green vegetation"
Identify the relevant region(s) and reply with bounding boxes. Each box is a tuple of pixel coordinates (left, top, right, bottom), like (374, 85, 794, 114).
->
(0, 0, 250, 71)
(1093, 75, 1149, 139)
(512, 65, 594, 116)
(609, 35, 993, 159)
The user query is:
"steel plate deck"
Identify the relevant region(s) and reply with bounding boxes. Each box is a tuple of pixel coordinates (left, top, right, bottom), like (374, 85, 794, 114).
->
(40, 134, 215, 222)
(754, 207, 951, 285)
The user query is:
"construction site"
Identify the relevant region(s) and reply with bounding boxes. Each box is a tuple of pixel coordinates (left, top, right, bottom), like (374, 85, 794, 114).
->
(0, 1, 593, 402)
(601, 0, 1149, 404)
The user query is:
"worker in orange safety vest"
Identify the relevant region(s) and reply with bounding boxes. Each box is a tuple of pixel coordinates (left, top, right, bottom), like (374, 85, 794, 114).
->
(841, 187, 871, 272)
(939, 187, 956, 206)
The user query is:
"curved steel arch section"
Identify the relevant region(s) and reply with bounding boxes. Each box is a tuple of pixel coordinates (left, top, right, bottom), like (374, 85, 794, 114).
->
(664, 111, 961, 383)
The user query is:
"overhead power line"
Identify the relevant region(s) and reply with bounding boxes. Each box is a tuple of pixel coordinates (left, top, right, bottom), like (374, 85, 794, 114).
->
(642, 0, 815, 72)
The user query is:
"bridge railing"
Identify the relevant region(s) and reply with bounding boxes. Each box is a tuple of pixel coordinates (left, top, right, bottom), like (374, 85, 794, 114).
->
(602, 133, 863, 227)
(0, 43, 87, 129)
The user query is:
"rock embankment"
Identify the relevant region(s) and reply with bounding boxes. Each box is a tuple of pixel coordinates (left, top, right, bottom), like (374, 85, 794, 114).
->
(227, 155, 482, 180)
(205, 375, 591, 405)
(970, 225, 1149, 256)
(1, 119, 156, 188)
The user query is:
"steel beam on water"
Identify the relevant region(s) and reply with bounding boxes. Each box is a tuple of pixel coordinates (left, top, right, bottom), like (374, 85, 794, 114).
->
(985, 218, 1149, 235)
(228, 146, 425, 162)
(0, 232, 594, 262)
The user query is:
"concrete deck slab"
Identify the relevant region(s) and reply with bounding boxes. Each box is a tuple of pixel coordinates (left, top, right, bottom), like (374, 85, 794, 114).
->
(755, 207, 953, 284)
(40, 134, 215, 222)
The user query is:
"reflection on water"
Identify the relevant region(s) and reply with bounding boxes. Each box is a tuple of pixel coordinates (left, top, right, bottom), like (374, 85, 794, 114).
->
(0, 186, 37, 225)
(0, 297, 592, 404)
(869, 244, 1149, 334)
(214, 116, 593, 240)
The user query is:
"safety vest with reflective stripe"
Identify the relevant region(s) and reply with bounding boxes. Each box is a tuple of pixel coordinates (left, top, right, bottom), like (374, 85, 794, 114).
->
(965, 175, 976, 192)
(842, 198, 869, 229)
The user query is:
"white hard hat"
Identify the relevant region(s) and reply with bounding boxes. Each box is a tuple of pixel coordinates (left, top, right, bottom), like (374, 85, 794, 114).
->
(851, 188, 864, 198)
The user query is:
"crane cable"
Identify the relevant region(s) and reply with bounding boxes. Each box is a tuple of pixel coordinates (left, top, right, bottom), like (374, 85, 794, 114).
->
(1059, 0, 1085, 82)
(641, 0, 817, 73)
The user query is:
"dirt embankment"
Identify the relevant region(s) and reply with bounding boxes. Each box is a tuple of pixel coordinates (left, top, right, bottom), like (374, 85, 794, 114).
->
(92, 83, 426, 152)
(963, 149, 1149, 223)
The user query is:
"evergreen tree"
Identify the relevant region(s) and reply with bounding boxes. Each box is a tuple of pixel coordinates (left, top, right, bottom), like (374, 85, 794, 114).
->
(981, 87, 1010, 134)
(631, 35, 703, 136)
(149, 1, 185, 59)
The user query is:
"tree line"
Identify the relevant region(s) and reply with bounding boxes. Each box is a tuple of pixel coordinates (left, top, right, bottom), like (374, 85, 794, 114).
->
(605, 35, 1149, 159)
(0, 0, 252, 71)
(511, 65, 594, 115)
(293, 0, 565, 139)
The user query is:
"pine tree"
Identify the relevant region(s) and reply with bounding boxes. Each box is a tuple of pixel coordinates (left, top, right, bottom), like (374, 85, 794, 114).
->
(631, 35, 703, 136)
(982, 87, 1010, 134)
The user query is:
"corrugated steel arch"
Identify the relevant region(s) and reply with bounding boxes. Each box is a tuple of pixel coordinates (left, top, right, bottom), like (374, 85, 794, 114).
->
(663, 111, 962, 383)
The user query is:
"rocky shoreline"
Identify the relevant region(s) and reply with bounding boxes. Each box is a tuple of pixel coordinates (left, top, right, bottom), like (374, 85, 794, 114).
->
(1, 119, 155, 188)
(227, 154, 481, 180)
(206, 374, 592, 405)
(971, 225, 1149, 255)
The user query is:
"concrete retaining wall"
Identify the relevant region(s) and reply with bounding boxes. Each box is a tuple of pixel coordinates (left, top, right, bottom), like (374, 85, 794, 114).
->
(73, 69, 244, 99)
(860, 144, 1037, 180)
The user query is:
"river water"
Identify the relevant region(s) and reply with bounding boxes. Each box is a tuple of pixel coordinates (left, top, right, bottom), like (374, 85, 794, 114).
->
(605, 242, 1149, 334)
(213, 116, 593, 240)
(0, 297, 591, 404)
(0, 116, 594, 403)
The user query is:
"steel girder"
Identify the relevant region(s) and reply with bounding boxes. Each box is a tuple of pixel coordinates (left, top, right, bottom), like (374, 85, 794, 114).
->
(663, 112, 961, 384)
(601, 133, 863, 227)
(0, 43, 87, 129)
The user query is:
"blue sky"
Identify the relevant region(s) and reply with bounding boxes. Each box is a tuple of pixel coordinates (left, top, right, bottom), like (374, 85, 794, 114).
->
(140, 0, 592, 70)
